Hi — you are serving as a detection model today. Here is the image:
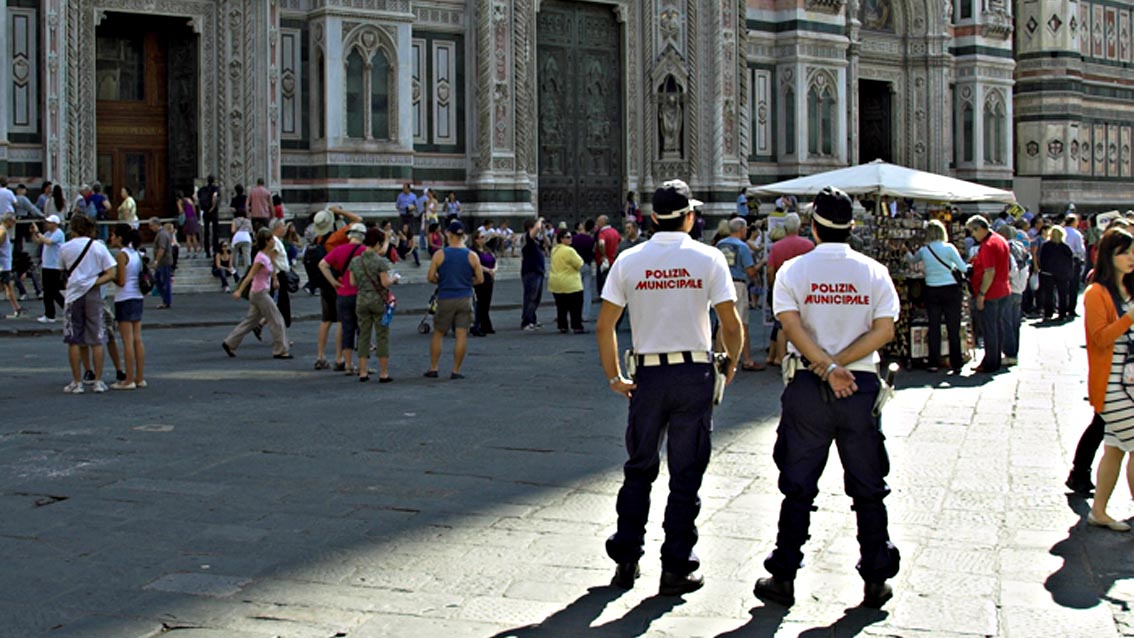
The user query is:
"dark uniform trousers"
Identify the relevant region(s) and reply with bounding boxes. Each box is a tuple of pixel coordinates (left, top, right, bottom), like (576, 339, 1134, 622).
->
(765, 369, 901, 584)
(606, 362, 714, 576)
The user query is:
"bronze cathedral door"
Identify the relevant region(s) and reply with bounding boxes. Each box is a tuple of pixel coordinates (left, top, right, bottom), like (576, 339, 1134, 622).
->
(537, 1, 623, 222)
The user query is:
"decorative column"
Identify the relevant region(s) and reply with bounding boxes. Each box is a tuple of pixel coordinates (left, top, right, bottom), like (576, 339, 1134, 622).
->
(470, 0, 514, 182)
(44, 1, 66, 184)
(925, 3, 954, 174)
(267, 0, 281, 189)
(0, 6, 10, 176)
(846, 2, 861, 166)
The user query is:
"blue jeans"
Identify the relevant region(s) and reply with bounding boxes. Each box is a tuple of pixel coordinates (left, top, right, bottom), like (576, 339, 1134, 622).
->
(580, 264, 594, 321)
(522, 273, 544, 327)
(979, 295, 1011, 371)
(1004, 293, 1022, 359)
(155, 265, 174, 307)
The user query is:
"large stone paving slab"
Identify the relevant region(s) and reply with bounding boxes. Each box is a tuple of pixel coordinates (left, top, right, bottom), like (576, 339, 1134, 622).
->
(0, 308, 1131, 636)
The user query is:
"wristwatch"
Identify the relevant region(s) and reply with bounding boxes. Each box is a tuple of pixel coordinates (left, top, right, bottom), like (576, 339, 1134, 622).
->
(608, 375, 625, 386)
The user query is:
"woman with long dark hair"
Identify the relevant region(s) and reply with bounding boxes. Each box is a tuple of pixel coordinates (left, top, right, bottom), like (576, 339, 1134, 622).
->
(109, 223, 146, 389)
(470, 230, 497, 336)
(1083, 228, 1134, 531)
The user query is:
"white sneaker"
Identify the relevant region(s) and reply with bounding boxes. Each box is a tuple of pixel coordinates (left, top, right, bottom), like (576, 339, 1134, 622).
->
(63, 381, 84, 394)
(110, 381, 136, 391)
(136, 380, 148, 388)
(1004, 357, 1018, 366)
(6, 310, 23, 319)
(36, 316, 56, 324)
(523, 324, 538, 332)
(92, 381, 108, 393)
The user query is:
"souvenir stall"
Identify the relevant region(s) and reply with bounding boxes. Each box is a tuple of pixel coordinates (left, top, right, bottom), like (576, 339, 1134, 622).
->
(751, 161, 1017, 367)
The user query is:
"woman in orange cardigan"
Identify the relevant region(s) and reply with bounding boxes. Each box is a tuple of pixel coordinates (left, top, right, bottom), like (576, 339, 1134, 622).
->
(1085, 228, 1134, 531)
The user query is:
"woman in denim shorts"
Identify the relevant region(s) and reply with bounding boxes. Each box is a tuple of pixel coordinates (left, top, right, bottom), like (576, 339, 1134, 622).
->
(109, 223, 146, 390)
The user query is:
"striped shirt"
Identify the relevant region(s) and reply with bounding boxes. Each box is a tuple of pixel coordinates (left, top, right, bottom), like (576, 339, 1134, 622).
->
(1102, 304, 1134, 451)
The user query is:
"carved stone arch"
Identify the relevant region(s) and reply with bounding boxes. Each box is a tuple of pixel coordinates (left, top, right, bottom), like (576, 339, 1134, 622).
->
(806, 68, 839, 97)
(984, 87, 1006, 110)
(343, 24, 397, 70)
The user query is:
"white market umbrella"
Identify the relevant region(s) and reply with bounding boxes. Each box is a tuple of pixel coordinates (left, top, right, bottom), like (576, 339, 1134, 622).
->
(751, 160, 1016, 204)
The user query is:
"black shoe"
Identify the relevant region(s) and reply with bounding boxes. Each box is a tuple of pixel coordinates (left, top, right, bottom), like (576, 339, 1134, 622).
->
(252, 325, 263, 342)
(862, 582, 893, 608)
(753, 577, 795, 607)
(659, 570, 704, 596)
(611, 563, 639, 589)
(83, 370, 96, 385)
(116, 369, 127, 382)
(1066, 473, 1095, 495)
(222, 342, 236, 358)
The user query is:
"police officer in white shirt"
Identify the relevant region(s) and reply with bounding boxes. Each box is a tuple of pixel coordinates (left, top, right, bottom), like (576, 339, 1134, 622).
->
(596, 179, 743, 596)
(753, 186, 901, 609)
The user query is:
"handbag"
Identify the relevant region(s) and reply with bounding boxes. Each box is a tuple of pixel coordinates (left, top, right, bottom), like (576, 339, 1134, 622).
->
(359, 258, 396, 326)
(284, 269, 300, 293)
(926, 244, 966, 287)
(1028, 271, 1040, 291)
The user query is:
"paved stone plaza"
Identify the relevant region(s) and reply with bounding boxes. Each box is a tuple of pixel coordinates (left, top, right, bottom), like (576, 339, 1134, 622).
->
(0, 285, 1130, 637)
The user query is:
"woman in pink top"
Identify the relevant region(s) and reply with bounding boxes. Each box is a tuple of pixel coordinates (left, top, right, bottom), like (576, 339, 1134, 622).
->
(222, 229, 292, 359)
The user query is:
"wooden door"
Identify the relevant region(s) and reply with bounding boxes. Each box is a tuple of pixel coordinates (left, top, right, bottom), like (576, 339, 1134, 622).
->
(96, 20, 169, 221)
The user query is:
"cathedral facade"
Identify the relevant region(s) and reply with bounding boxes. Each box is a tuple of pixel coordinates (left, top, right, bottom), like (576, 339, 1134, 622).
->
(0, 1, 1122, 220)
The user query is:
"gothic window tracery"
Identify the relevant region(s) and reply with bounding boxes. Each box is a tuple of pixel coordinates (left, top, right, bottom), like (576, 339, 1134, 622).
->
(983, 93, 1007, 165)
(807, 73, 837, 157)
(784, 87, 796, 156)
(962, 102, 975, 163)
(342, 26, 396, 142)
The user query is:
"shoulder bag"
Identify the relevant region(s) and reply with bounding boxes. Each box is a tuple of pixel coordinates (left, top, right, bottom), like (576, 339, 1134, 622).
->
(359, 258, 396, 326)
(926, 244, 967, 287)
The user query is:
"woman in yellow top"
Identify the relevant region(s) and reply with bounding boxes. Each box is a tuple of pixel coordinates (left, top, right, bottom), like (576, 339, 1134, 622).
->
(118, 186, 138, 229)
(549, 227, 585, 334)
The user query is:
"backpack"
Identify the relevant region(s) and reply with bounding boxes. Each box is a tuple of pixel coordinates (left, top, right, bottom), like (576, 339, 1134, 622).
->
(138, 254, 155, 295)
(1008, 239, 1030, 271)
(303, 234, 330, 289)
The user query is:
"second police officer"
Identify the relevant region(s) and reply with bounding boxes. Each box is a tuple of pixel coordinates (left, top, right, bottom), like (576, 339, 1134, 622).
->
(753, 186, 901, 609)
(596, 179, 743, 596)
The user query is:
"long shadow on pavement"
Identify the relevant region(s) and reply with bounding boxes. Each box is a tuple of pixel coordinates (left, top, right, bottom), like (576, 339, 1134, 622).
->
(487, 586, 683, 638)
(1045, 494, 1133, 610)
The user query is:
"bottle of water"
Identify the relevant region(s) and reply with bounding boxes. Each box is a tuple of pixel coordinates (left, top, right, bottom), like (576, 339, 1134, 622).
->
(381, 300, 396, 326)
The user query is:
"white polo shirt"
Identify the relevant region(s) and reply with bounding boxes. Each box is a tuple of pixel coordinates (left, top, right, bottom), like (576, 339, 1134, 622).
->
(602, 231, 735, 355)
(773, 242, 899, 371)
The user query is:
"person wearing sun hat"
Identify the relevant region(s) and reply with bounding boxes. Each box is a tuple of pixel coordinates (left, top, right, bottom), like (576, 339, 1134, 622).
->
(753, 185, 901, 610)
(596, 178, 743, 596)
(424, 220, 484, 379)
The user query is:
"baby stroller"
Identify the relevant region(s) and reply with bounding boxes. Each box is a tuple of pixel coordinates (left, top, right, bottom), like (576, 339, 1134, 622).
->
(417, 288, 439, 334)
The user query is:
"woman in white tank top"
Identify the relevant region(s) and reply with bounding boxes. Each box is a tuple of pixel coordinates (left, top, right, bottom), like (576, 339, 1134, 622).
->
(110, 223, 146, 390)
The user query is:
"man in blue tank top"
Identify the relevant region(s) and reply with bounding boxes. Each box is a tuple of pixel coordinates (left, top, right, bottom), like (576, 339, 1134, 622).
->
(425, 221, 484, 379)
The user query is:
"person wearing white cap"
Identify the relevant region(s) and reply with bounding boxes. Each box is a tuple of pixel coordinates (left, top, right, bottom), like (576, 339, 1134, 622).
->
(596, 178, 742, 596)
(30, 214, 66, 322)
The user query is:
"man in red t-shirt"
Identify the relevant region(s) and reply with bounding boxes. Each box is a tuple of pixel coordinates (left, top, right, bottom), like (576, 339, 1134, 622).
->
(967, 215, 1011, 373)
(765, 213, 814, 365)
(594, 214, 621, 297)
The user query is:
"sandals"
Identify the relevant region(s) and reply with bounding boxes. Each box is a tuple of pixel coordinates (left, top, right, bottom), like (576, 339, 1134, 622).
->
(314, 359, 329, 370)
(741, 361, 765, 372)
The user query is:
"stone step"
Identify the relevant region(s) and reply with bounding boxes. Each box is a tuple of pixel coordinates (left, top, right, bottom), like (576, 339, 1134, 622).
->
(161, 253, 526, 294)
